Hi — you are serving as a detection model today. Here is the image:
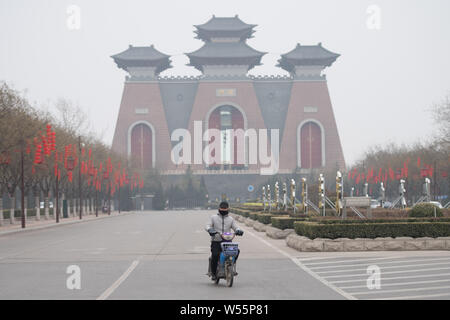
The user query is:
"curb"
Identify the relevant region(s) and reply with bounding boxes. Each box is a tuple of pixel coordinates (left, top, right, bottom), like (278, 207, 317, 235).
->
(0, 211, 136, 237)
(285, 234, 450, 252)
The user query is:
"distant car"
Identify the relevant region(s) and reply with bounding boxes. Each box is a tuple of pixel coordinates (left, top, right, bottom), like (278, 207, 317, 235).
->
(39, 202, 54, 209)
(382, 201, 392, 208)
(370, 199, 380, 209)
(427, 201, 443, 209)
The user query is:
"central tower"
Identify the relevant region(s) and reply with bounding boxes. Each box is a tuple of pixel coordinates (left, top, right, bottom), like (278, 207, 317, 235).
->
(186, 15, 266, 78)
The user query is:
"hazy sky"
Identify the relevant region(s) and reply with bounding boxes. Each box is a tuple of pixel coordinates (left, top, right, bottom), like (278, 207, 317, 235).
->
(1, 0, 449, 166)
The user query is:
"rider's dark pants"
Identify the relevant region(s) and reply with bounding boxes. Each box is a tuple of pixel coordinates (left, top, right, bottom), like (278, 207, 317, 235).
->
(210, 241, 240, 276)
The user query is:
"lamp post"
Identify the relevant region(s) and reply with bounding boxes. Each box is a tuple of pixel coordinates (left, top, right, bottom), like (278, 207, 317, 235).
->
(78, 137, 83, 220)
(88, 166, 95, 216)
(103, 170, 110, 215)
(66, 155, 75, 218)
(21, 146, 25, 229)
(55, 167, 59, 223)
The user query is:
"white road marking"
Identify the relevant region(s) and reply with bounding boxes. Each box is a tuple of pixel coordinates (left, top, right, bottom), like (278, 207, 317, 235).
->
(315, 261, 450, 274)
(97, 257, 142, 300)
(374, 292, 450, 300)
(242, 226, 356, 300)
(330, 272, 450, 284)
(301, 256, 404, 266)
(340, 278, 450, 289)
(309, 257, 450, 270)
(322, 266, 450, 279)
(351, 285, 450, 296)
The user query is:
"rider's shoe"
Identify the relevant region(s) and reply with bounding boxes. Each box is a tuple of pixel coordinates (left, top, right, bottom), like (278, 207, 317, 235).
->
(234, 272, 238, 276)
(211, 274, 217, 281)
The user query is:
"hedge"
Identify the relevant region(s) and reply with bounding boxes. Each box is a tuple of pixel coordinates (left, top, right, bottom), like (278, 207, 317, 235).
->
(1, 208, 55, 219)
(294, 221, 450, 239)
(249, 212, 261, 220)
(308, 217, 450, 224)
(409, 203, 443, 217)
(256, 213, 282, 224)
(271, 216, 307, 230)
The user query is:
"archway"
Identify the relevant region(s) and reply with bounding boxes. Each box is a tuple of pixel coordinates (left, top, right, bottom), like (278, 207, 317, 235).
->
(128, 122, 155, 169)
(206, 105, 246, 169)
(297, 120, 325, 169)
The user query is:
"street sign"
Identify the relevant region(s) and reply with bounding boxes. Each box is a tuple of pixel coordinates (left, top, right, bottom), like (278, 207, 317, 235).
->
(248, 185, 254, 192)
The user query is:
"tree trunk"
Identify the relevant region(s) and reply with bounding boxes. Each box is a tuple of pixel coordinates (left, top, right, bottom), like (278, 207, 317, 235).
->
(44, 196, 50, 220)
(9, 195, 15, 224)
(35, 196, 40, 221)
(0, 197, 3, 226)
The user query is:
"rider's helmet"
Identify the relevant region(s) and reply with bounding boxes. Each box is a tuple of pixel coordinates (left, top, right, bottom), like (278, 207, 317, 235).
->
(219, 201, 229, 216)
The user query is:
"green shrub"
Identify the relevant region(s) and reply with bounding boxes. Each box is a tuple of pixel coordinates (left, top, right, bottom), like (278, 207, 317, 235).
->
(271, 216, 307, 230)
(257, 214, 274, 224)
(308, 217, 450, 224)
(249, 212, 261, 220)
(294, 221, 450, 239)
(409, 203, 443, 218)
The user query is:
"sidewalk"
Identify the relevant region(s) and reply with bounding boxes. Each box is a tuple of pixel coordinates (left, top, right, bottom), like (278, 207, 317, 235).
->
(0, 210, 135, 236)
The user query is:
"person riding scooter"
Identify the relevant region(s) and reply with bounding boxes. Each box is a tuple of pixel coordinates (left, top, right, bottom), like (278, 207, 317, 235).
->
(206, 201, 243, 281)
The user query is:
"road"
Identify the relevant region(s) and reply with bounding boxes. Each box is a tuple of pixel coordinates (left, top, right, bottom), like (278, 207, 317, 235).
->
(0, 210, 449, 300)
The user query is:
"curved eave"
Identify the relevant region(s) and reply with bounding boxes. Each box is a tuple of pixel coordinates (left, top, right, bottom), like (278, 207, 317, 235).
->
(112, 57, 173, 75)
(194, 28, 256, 42)
(186, 56, 264, 72)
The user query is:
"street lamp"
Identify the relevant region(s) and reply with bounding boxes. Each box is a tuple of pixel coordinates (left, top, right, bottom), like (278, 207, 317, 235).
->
(66, 155, 75, 218)
(103, 170, 110, 215)
(78, 137, 85, 220)
(88, 166, 95, 216)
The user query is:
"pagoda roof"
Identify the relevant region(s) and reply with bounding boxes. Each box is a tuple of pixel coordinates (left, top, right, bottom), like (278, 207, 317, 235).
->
(111, 45, 172, 74)
(194, 15, 257, 41)
(186, 41, 266, 71)
(195, 15, 256, 32)
(277, 43, 340, 72)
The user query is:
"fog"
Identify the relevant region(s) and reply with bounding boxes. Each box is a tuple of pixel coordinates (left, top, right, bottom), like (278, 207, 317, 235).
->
(1, 0, 449, 166)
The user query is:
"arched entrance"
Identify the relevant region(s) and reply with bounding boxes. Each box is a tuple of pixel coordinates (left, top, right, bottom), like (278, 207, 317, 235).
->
(129, 122, 154, 169)
(206, 105, 246, 169)
(298, 120, 324, 169)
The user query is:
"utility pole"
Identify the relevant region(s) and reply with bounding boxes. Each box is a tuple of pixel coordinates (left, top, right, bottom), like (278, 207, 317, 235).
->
(21, 147, 25, 229)
(78, 136, 82, 220)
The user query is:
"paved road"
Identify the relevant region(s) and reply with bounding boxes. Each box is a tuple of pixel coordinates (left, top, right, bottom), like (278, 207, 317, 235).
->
(0, 210, 449, 300)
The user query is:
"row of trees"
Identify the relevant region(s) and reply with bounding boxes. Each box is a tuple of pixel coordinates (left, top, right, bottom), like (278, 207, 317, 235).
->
(0, 82, 145, 226)
(345, 93, 450, 203)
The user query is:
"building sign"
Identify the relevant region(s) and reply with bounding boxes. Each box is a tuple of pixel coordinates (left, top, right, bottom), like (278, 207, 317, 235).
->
(216, 89, 236, 97)
(135, 108, 149, 114)
(304, 106, 318, 113)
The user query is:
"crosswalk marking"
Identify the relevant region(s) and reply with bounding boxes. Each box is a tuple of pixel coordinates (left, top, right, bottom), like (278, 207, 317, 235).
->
(315, 261, 450, 274)
(308, 257, 450, 270)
